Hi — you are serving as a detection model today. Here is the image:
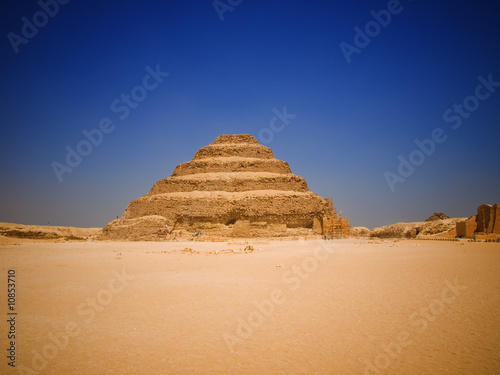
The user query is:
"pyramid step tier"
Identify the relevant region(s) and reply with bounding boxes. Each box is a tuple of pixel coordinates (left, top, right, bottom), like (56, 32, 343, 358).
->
(212, 134, 259, 144)
(148, 172, 309, 194)
(193, 143, 275, 160)
(171, 157, 292, 176)
(123, 190, 329, 228)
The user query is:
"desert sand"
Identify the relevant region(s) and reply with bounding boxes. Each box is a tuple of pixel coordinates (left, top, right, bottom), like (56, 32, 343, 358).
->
(1, 238, 499, 374)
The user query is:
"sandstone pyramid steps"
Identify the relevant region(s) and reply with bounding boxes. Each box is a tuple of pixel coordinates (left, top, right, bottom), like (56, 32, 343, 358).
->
(425, 212, 450, 221)
(145, 190, 319, 199)
(100, 133, 350, 240)
(212, 134, 259, 144)
(171, 157, 292, 176)
(148, 172, 309, 194)
(193, 143, 274, 160)
(124, 190, 327, 227)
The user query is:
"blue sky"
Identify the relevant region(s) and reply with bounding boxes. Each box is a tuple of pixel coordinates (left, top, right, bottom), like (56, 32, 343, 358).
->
(1, 0, 499, 229)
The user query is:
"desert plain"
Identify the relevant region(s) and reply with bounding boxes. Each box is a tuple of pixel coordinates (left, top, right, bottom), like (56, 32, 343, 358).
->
(1, 238, 499, 374)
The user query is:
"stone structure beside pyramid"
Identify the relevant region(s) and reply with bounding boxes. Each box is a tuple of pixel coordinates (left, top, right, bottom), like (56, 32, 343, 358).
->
(100, 134, 349, 240)
(456, 203, 500, 239)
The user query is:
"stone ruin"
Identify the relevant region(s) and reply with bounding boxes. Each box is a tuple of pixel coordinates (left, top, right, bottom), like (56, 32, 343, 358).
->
(456, 203, 500, 239)
(99, 134, 349, 240)
(425, 212, 450, 221)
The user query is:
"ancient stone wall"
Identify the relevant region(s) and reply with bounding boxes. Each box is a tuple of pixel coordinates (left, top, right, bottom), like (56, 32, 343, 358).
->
(476, 204, 500, 234)
(456, 216, 477, 238)
(455, 203, 500, 238)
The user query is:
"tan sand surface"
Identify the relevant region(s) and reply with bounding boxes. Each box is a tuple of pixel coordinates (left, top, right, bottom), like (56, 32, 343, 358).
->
(1, 239, 499, 374)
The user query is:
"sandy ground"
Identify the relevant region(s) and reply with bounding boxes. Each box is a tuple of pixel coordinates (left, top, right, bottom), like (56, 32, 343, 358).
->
(0, 239, 499, 374)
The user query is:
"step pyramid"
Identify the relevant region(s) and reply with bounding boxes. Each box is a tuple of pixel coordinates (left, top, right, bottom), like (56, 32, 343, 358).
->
(100, 134, 345, 239)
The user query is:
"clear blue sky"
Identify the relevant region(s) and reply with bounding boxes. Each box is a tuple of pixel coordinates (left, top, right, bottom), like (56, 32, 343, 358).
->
(1, 0, 499, 229)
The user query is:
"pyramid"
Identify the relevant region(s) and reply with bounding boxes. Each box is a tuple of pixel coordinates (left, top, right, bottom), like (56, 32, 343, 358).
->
(100, 134, 347, 239)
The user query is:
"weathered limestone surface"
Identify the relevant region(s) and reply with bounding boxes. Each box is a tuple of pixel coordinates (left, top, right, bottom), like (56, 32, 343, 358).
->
(455, 203, 500, 238)
(100, 134, 337, 240)
(425, 212, 450, 221)
(456, 216, 477, 238)
(148, 173, 309, 194)
(121, 190, 330, 231)
(476, 204, 500, 234)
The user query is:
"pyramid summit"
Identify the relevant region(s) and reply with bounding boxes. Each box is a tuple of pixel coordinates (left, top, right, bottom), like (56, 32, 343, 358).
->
(100, 134, 349, 240)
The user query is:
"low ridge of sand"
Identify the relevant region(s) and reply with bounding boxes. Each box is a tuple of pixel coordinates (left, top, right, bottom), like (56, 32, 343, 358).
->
(0, 222, 101, 244)
(359, 218, 468, 239)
